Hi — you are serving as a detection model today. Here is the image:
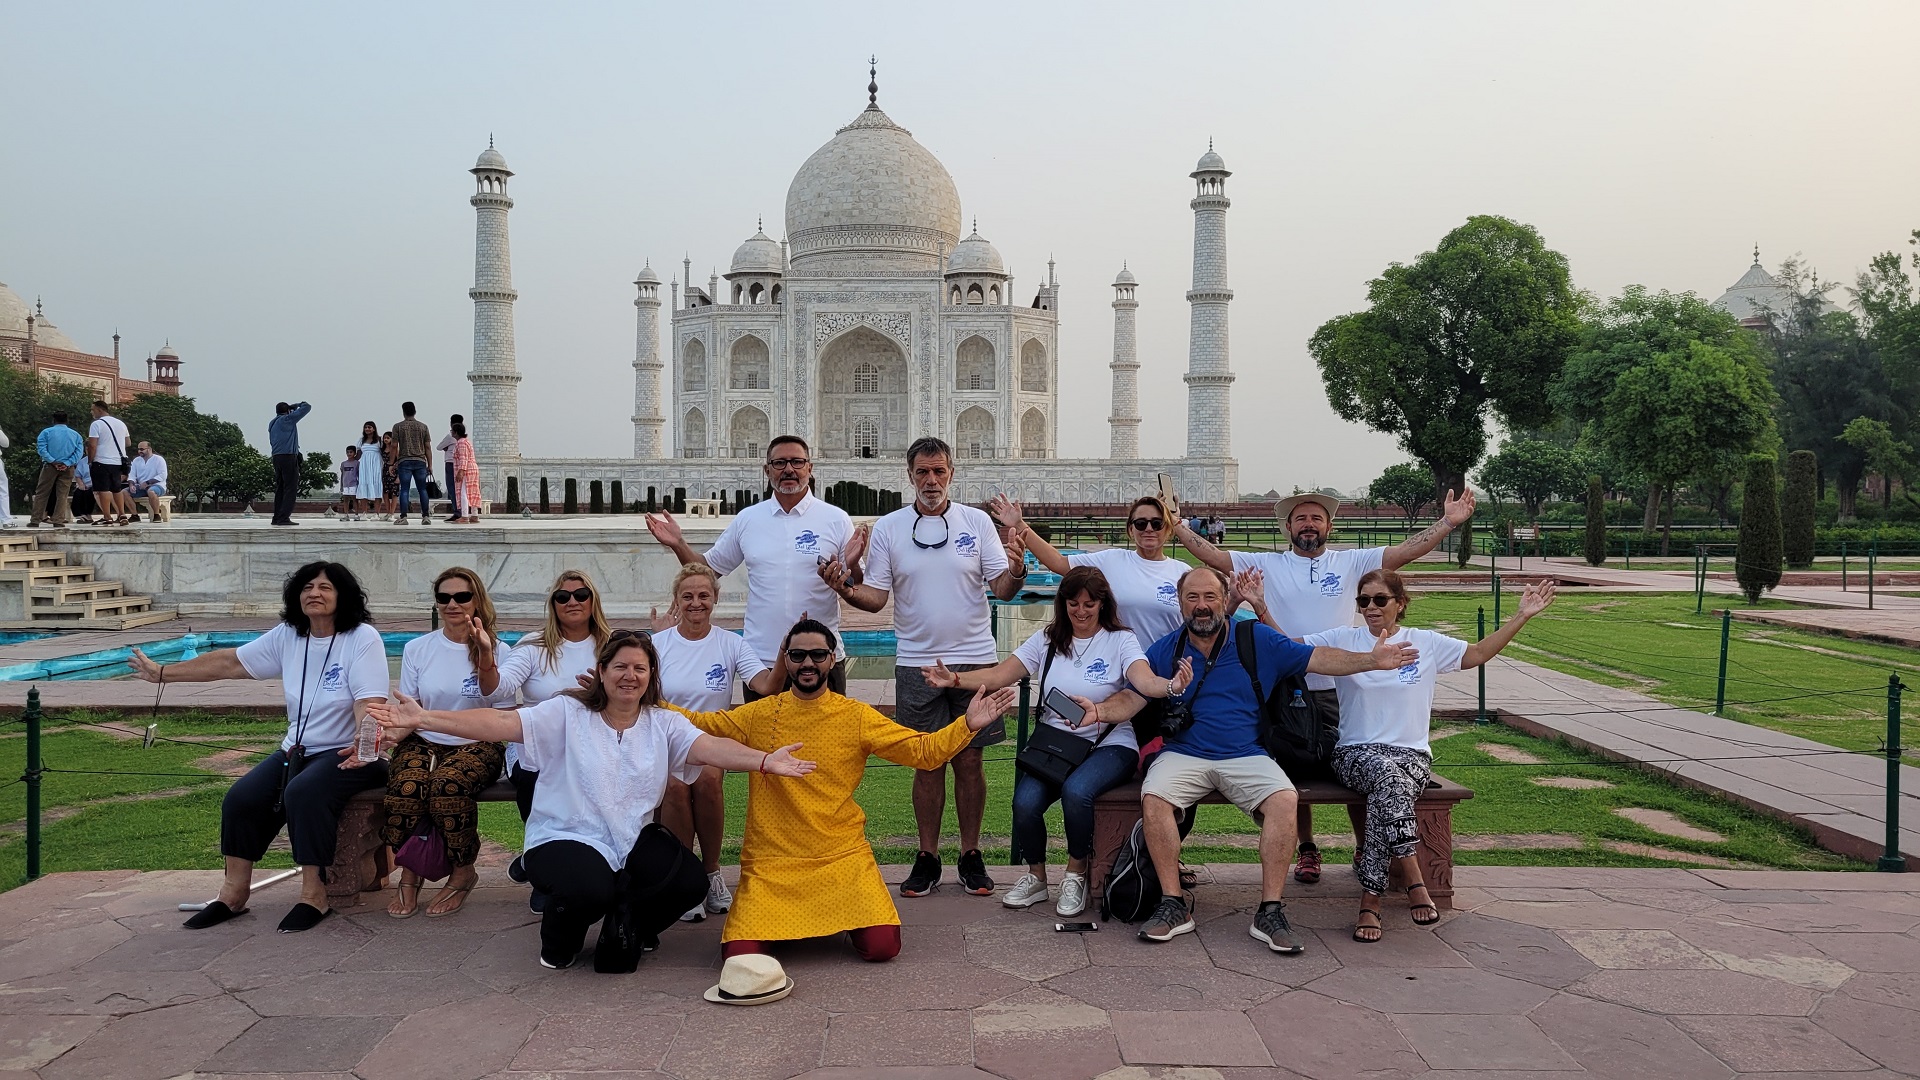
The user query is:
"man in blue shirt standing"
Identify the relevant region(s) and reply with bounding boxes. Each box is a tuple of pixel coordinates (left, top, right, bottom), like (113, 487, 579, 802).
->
(267, 401, 310, 526)
(29, 412, 86, 528)
(1092, 566, 1415, 954)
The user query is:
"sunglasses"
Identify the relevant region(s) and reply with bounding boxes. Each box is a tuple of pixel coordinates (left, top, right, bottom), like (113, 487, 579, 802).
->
(785, 647, 834, 664)
(1130, 517, 1166, 531)
(434, 590, 475, 605)
(552, 587, 593, 604)
(1355, 595, 1396, 609)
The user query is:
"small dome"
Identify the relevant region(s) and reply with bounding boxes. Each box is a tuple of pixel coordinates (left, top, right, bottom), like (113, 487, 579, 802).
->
(473, 145, 510, 173)
(1193, 147, 1228, 175)
(728, 229, 784, 275)
(155, 341, 179, 360)
(1113, 265, 1137, 286)
(946, 229, 1005, 275)
(634, 263, 661, 284)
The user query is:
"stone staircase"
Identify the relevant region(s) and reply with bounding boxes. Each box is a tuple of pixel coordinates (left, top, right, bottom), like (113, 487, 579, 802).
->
(0, 533, 175, 629)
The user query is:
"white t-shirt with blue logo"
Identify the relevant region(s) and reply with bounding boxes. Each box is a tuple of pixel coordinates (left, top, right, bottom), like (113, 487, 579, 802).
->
(652, 625, 769, 784)
(399, 629, 521, 747)
(1066, 548, 1186, 647)
(865, 501, 1010, 667)
(1230, 546, 1387, 691)
(1301, 625, 1469, 752)
(236, 621, 389, 752)
(701, 492, 854, 664)
(1011, 626, 1148, 753)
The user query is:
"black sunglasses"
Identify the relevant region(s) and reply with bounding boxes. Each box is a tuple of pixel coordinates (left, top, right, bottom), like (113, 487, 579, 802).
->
(1356, 595, 1396, 609)
(910, 510, 949, 550)
(609, 628, 651, 643)
(434, 590, 475, 605)
(1130, 517, 1165, 531)
(785, 647, 833, 664)
(552, 587, 593, 604)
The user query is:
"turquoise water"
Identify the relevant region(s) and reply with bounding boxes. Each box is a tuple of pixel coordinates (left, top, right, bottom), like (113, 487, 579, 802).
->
(0, 631, 59, 645)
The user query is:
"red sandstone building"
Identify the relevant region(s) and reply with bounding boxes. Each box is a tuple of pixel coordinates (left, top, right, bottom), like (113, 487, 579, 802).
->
(0, 280, 181, 401)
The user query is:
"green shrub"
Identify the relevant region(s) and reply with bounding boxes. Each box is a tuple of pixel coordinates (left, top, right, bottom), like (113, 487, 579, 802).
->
(563, 478, 579, 514)
(589, 480, 605, 514)
(505, 476, 521, 514)
(611, 480, 624, 513)
(1782, 451, 1816, 569)
(1583, 475, 1607, 566)
(1736, 455, 1783, 603)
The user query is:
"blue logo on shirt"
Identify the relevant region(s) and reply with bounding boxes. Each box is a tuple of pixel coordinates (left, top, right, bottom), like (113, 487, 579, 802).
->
(1320, 572, 1343, 597)
(1156, 582, 1180, 605)
(461, 673, 481, 697)
(1397, 661, 1420, 685)
(794, 530, 821, 554)
(704, 663, 729, 691)
(955, 533, 978, 556)
(1084, 658, 1111, 681)
(320, 664, 345, 692)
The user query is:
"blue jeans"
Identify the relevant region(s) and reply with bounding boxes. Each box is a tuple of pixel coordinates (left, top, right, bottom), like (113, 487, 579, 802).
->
(396, 458, 431, 516)
(1012, 743, 1137, 862)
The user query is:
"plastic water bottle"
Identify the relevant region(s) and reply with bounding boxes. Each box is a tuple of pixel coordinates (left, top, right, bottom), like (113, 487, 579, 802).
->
(354, 713, 380, 763)
(1289, 689, 1308, 711)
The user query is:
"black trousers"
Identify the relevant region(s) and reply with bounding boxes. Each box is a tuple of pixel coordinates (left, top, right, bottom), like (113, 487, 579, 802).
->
(524, 831, 706, 962)
(222, 748, 387, 870)
(509, 762, 538, 822)
(271, 453, 301, 523)
(444, 461, 457, 517)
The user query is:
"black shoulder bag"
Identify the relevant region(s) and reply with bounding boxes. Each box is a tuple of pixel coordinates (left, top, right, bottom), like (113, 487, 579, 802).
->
(1235, 621, 1336, 781)
(1015, 647, 1118, 787)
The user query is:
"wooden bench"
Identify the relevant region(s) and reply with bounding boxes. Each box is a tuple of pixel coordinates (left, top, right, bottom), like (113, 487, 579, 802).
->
(327, 779, 518, 899)
(1087, 774, 1474, 909)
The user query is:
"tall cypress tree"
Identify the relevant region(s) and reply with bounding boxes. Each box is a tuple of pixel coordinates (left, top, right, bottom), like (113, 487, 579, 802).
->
(1583, 474, 1607, 566)
(1736, 454, 1784, 604)
(1782, 450, 1817, 569)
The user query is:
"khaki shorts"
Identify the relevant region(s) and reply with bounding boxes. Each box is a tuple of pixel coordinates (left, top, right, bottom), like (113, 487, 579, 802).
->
(1141, 750, 1294, 815)
(894, 664, 1005, 750)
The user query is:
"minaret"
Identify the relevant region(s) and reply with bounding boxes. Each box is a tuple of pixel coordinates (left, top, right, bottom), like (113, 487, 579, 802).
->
(468, 138, 522, 463)
(631, 262, 665, 457)
(1183, 142, 1234, 459)
(1109, 264, 1141, 458)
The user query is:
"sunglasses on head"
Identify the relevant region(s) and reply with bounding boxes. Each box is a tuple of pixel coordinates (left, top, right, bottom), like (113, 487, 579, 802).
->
(434, 590, 475, 605)
(785, 647, 833, 664)
(552, 587, 593, 604)
(1356, 594, 1396, 609)
(1130, 517, 1165, 531)
(609, 628, 651, 643)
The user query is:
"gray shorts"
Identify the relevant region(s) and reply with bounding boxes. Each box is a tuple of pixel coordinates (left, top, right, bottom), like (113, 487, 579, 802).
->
(1141, 750, 1295, 816)
(894, 664, 1005, 750)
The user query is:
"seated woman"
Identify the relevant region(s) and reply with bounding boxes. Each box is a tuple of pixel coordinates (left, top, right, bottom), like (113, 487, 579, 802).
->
(382, 567, 513, 919)
(648, 563, 785, 923)
(1304, 569, 1554, 942)
(923, 565, 1190, 917)
(129, 561, 388, 933)
(371, 632, 815, 972)
(671, 619, 1016, 963)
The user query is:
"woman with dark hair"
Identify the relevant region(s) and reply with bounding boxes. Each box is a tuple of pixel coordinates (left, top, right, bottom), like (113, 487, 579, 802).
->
(353, 421, 384, 521)
(381, 567, 511, 918)
(372, 632, 817, 973)
(924, 566, 1191, 916)
(1304, 569, 1555, 942)
(989, 494, 1189, 647)
(129, 562, 387, 933)
(448, 421, 480, 524)
(379, 431, 400, 521)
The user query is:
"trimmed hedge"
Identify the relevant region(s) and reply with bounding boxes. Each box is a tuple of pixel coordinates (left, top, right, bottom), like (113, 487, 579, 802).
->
(1782, 451, 1816, 569)
(1736, 454, 1783, 603)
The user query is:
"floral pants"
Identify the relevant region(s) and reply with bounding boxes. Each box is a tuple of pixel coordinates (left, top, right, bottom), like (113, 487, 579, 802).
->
(1330, 742, 1432, 896)
(381, 733, 504, 868)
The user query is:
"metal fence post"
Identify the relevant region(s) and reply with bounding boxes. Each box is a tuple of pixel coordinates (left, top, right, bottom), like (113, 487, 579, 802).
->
(1882, 674, 1907, 872)
(25, 686, 43, 881)
(1010, 675, 1031, 866)
(1695, 548, 1705, 614)
(1870, 540, 1878, 611)
(1492, 571, 1502, 627)
(1714, 610, 1731, 716)
(1842, 540, 1849, 592)
(1476, 607, 1489, 725)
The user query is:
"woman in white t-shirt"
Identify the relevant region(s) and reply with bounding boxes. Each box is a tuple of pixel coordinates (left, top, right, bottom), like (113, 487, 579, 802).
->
(381, 567, 512, 919)
(650, 563, 785, 923)
(991, 494, 1189, 648)
(371, 632, 817, 973)
(127, 562, 389, 934)
(925, 566, 1192, 917)
(1304, 569, 1555, 943)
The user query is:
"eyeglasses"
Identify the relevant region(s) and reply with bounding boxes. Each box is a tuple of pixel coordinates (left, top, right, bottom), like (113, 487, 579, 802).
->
(552, 587, 593, 605)
(766, 457, 810, 470)
(434, 590, 475, 605)
(1130, 517, 1165, 531)
(1356, 595, 1396, 609)
(910, 510, 950, 550)
(785, 648, 834, 664)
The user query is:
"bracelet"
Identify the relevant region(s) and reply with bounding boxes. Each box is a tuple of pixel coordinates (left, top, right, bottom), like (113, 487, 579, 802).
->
(758, 751, 769, 774)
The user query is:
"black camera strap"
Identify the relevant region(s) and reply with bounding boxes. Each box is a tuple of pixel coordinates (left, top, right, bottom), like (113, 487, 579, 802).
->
(275, 633, 338, 811)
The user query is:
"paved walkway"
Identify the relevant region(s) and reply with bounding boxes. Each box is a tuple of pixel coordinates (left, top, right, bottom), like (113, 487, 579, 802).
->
(4, 864, 1919, 1078)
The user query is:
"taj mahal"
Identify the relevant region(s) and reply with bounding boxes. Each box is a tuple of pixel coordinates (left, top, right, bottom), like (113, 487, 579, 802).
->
(469, 72, 1240, 504)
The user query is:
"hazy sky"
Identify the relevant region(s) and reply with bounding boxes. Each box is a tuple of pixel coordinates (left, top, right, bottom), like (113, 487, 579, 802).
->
(7, 2, 1918, 493)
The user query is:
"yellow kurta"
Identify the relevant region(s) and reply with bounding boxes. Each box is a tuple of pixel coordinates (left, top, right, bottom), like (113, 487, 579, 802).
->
(672, 691, 974, 942)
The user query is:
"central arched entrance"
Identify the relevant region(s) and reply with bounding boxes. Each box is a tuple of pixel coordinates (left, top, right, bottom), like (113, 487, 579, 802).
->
(817, 326, 909, 458)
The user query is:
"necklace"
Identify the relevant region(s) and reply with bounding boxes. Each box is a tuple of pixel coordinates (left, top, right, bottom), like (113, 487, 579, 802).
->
(1070, 635, 1096, 663)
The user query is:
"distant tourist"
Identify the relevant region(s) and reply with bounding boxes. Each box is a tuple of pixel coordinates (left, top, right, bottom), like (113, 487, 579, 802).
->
(339, 446, 362, 518)
(391, 401, 433, 526)
(818, 436, 1026, 899)
(1306, 571, 1554, 942)
(86, 400, 133, 527)
(29, 412, 83, 528)
(69, 455, 97, 524)
(129, 561, 388, 933)
(127, 441, 169, 521)
(379, 430, 400, 520)
(992, 494, 1188, 646)
(268, 400, 311, 526)
(0, 421, 12, 528)
(352, 421, 384, 521)
(448, 420, 480, 523)
(437, 413, 465, 523)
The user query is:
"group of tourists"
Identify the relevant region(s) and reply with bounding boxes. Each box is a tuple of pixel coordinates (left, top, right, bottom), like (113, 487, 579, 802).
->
(19, 401, 169, 528)
(271, 399, 481, 526)
(132, 429, 1554, 996)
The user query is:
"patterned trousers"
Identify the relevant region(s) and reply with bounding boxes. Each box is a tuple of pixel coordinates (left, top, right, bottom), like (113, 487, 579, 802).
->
(381, 733, 505, 868)
(1331, 742, 1433, 896)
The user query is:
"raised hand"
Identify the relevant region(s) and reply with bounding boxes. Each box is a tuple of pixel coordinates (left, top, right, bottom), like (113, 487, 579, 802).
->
(1369, 627, 1419, 670)
(817, 556, 851, 592)
(987, 494, 1025, 534)
(643, 511, 684, 546)
(839, 523, 870, 571)
(1518, 579, 1556, 619)
(761, 742, 818, 778)
(1231, 567, 1265, 612)
(128, 647, 162, 683)
(575, 671, 598, 691)
(1168, 655, 1196, 695)
(471, 624, 493, 660)
(367, 691, 428, 736)
(1443, 487, 1477, 527)
(964, 685, 1021, 732)
(922, 660, 961, 689)
(650, 604, 678, 633)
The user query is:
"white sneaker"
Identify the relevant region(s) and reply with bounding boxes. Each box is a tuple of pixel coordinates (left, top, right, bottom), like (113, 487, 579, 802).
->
(1003, 873, 1049, 908)
(392, 516, 409, 525)
(679, 902, 705, 923)
(1056, 872, 1089, 917)
(705, 870, 732, 914)
(421, 515, 431, 526)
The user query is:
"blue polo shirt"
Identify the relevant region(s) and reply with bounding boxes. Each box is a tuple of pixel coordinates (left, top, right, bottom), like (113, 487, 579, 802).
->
(36, 425, 85, 468)
(1144, 621, 1313, 761)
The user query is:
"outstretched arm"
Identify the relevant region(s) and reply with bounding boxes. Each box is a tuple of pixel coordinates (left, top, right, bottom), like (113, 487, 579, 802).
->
(922, 655, 1030, 692)
(687, 735, 815, 776)
(1383, 488, 1474, 570)
(866, 686, 1019, 769)
(644, 511, 701, 565)
(1307, 633, 1420, 676)
(1463, 581, 1554, 669)
(369, 692, 525, 745)
(1173, 518, 1234, 574)
(128, 647, 249, 684)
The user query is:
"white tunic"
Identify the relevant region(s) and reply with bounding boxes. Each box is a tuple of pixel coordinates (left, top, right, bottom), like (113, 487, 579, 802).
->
(516, 697, 703, 870)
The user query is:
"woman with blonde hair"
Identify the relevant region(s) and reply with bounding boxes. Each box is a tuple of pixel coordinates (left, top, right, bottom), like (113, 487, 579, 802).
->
(495, 569, 613, 911)
(989, 494, 1189, 647)
(382, 566, 512, 918)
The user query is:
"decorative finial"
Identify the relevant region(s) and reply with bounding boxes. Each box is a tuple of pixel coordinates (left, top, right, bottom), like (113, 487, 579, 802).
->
(489, 133, 495, 150)
(1753, 242, 1761, 265)
(972, 216, 977, 234)
(35, 297, 43, 317)
(1209, 137, 1214, 152)
(757, 214, 763, 232)
(868, 57, 878, 106)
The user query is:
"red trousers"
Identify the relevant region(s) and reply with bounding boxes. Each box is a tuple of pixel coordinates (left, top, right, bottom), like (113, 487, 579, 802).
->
(721, 925, 901, 963)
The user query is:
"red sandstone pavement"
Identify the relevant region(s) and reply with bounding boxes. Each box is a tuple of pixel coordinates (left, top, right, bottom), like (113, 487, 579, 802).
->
(4, 863, 1920, 1078)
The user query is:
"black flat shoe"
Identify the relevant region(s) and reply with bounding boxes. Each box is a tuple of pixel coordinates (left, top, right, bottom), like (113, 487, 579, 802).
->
(277, 902, 332, 933)
(182, 900, 248, 930)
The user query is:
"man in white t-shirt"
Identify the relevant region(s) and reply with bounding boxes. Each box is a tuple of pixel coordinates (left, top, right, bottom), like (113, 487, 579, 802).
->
(1183, 487, 1474, 882)
(85, 400, 133, 524)
(646, 434, 858, 693)
(821, 436, 1026, 899)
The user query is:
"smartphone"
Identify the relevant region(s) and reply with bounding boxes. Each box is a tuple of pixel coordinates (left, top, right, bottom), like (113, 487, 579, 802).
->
(1044, 687, 1087, 728)
(1157, 473, 1179, 518)
(1055, 921, 1099, 933)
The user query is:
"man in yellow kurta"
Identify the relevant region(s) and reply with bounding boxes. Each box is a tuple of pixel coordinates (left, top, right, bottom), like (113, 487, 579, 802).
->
(671, 618, 1017, 961)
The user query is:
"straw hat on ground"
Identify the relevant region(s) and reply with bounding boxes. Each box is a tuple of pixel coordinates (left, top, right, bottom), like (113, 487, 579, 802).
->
(704, 953, 794, 1006)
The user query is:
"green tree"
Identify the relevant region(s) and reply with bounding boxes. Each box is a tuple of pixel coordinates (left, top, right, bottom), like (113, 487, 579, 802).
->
(1856, 230, 1920, 395)
(1369, 462, 1438, 528)
(1838, 417, 1916, 510)
(1476, 438, 1587, 519)
(1736, 454, 1783, 604)
(299, 451, 335, 497)
(1312, 215, 1582, 565)
(1781, 450, 1817, 569)
(0, 363, 93, 506)
(1583, 474, 1607, 566)
(201, 444, 274, 511)
(1766, 263, 1889, 519)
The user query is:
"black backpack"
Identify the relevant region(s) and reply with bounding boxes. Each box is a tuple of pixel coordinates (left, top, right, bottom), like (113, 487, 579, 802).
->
(1100, 819, 1163, 923)
(1236, 620, 1337, 782)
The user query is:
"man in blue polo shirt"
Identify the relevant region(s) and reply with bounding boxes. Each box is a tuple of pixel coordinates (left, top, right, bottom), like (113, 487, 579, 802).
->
(1094, 565, 1415, 954)
(29, 412, 86, 528)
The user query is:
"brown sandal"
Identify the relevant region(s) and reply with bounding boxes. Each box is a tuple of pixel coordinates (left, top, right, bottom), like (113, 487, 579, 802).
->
(387, 879, 421, 919)
(425, 883, 474, 918)
(1408, 883, 1440, 926)
(1353, 908, 1383, 943)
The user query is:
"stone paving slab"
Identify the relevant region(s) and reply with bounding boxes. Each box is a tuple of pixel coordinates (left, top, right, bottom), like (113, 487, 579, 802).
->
(2, 865, 1919, 1076)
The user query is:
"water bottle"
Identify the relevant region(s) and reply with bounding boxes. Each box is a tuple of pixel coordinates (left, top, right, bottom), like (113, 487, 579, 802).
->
(1289, 688, 1307, 711)
(354, 712, 381, 763)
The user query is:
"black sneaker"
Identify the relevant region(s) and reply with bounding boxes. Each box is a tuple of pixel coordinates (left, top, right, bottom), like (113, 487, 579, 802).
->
(1250, 900, 1305, 954)
(900, 851, 942, 897)
(528, 888, 548, 915)
(538, 947, 577, 970)
(957, 849, 995, 896)
(1139, 895, 1195, 942)
(507, 855, 529, 884)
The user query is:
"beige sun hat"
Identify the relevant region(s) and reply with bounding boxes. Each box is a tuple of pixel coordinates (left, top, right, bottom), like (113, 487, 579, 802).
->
(703, 953, 795, 1006)
(1274, 492, 1341, 524)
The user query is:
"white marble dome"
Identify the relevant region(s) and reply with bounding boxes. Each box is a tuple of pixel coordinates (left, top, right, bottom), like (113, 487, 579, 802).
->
(0, 282, 81, 351)
(1114, 265, 1137, 285)
(155, 341, 179, 360)
(729, 228, 784, 275)
(474, 146, 510, 172)
(784, 104, 963, 271)
(946, 229, 1005, 275)
(1193, 148, 1227, 174)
